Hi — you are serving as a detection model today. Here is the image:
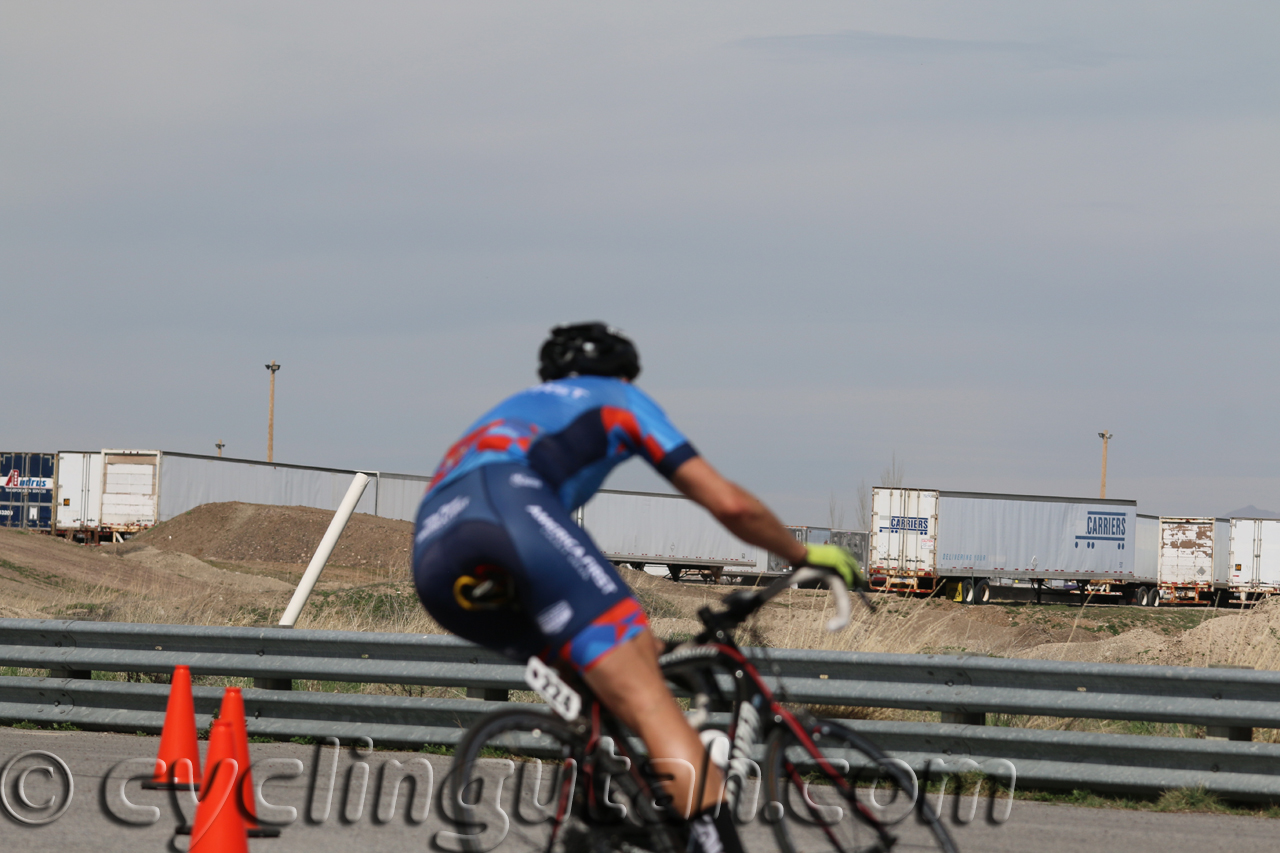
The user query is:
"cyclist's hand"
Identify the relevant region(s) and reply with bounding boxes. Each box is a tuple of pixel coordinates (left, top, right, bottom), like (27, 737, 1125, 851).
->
(795, 544, 866, 590)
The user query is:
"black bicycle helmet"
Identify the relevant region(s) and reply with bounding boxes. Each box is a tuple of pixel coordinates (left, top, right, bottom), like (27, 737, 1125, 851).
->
(538, 322, 641, 382)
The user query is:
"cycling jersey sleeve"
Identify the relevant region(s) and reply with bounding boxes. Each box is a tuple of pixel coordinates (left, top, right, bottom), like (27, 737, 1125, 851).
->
(618, 384, 699, 479)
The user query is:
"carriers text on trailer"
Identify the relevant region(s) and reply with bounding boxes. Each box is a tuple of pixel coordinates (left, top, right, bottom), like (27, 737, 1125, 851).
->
(869, 487, 1149, 605)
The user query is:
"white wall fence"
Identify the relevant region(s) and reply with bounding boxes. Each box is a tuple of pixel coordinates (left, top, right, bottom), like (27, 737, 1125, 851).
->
(157, 452, 430, 523)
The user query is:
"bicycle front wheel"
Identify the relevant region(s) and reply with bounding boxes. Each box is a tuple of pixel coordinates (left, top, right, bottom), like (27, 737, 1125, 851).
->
(450, 708, 681, 853)
(763, 719, 958, 853)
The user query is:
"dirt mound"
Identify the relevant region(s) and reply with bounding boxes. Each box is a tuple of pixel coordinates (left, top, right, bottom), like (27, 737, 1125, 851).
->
(0, 527, 295, 625)
(1152, 600, 1280, 670)
(133, 502, 413, 572)
(120, 546, 292, 594)
(1021, 628, 1169, 664)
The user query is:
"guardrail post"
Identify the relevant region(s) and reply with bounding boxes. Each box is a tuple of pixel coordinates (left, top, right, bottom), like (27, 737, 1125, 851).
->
(1205, 726, 1253, 742)
(253, 677, 293, 691)
(48, 668, 92, 680)
(466, 687, 509, 702)
(1205, 664, 1253, 740)
(940, 711, 985, 726)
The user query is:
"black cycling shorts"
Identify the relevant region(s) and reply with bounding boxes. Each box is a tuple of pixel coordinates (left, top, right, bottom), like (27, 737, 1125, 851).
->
(411, 463, 648, 671)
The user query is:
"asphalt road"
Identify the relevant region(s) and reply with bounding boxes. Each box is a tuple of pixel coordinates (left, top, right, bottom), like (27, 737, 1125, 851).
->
(2, 729, 1276, 853)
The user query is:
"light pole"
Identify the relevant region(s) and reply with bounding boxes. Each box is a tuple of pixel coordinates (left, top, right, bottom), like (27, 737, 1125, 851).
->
(216, 440, 225, 458)
(266, 361, 281, 462)
(1098, 431, 1113, 498)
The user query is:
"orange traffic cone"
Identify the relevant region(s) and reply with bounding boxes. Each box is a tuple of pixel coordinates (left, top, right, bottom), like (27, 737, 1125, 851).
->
(189, 720, 249, 853)
(221, 686, 281, 838)
(143, 665, 201, 790)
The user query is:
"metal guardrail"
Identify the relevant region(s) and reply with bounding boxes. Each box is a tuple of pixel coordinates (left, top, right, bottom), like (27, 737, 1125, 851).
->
(3, 618, 1280, 800)
(0, 619, 515, 686)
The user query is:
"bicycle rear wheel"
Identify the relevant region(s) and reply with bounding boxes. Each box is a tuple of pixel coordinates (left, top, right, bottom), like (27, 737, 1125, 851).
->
(450, 707, 681, 853)
(763, 720, 958, 853)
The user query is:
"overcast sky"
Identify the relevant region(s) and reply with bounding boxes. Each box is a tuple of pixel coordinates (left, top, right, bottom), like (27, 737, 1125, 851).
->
(4, 3, 1278, 523)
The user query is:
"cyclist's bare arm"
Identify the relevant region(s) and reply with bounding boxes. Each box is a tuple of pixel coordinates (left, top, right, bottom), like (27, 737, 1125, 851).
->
(670, 457, 807, 564)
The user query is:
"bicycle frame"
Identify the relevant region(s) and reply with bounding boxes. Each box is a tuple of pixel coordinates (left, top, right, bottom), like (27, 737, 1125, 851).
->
(659, 639, 893, 840)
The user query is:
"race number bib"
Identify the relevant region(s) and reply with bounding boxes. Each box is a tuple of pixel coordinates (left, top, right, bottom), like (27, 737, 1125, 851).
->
(525, 657, 582, 721)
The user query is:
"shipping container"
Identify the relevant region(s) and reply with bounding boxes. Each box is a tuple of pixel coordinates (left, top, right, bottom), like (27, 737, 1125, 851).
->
(101, 450, 160, 532)
(760, 527, 869, 574)
(869, 487, 1144, 604)
(575, 490, 868, 583)
(1134, 514, 1160, 603)
(55, 452, 104, 533)
(576, 488, 759, 578)
(1155, 517, 1231, 605)
(1229, 518, 1280, 598)
(765, 526, 831, 573)
(0, 452, 56, 530)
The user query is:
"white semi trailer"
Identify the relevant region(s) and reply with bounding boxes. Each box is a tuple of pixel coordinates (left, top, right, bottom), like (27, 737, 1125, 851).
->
(869, 487, 1148, 604)
(1229, 518, 1280, 600)
(576, 490, 870, 582)
(575, 488, 761, 580)
(1154, 517, 1231, 606)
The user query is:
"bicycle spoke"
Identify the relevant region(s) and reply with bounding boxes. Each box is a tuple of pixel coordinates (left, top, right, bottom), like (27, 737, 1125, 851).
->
(764, 721, 958, 853)
(452, 708, 682, 853)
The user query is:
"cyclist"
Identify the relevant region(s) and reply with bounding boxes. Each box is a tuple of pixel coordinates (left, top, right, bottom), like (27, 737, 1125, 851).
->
(412, 321, 863, 853)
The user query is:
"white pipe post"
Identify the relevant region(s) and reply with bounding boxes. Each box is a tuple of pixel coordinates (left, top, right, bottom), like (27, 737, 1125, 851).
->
(279, 472, 371, 627)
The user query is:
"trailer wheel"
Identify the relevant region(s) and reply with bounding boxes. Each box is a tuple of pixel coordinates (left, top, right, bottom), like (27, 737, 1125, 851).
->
(1134, 586, 1149, 607)
(974, 579, 991, 605)
(1148, 586, 1161, 607)
(960, 579, 975, 605)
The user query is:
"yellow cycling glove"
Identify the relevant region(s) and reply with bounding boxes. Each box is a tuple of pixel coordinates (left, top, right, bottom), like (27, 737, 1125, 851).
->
(796, 544, 866, 589)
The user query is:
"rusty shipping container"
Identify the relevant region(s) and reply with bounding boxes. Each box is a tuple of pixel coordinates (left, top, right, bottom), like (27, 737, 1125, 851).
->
(1156, 517, 1230, 605)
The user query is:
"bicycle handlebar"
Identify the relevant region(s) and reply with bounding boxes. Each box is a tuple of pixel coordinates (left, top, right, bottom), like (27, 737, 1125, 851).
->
(692, 566, 873, 643)
(729, 566, 855, 632)
(781, 567, 853, 631)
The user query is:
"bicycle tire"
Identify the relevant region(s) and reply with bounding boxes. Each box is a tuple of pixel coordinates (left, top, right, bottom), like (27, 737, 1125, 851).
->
(450, 707, 682, 853)
(763, 719, 959, 853)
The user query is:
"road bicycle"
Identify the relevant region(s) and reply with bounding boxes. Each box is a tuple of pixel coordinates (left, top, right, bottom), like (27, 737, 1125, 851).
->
(449, 567, 959, 853)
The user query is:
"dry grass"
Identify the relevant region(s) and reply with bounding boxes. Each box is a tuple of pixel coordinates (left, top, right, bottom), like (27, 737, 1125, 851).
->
(15, 531, 1280, 745)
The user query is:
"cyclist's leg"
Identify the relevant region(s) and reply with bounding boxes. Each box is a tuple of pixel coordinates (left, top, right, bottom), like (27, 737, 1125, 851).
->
(586, 640, 744, 853)
(483, 467, 738, 848)
(582, 630, 723, 817)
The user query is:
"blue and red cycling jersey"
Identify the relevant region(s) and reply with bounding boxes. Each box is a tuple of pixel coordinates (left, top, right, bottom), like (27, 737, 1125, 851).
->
(427, 376, 699, 509)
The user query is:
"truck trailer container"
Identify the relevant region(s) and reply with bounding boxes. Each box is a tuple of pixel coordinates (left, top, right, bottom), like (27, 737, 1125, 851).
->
(50, 450, 432, 539)
(54, 452, 104, 534)
(576, 490, 871, 582)
(0, 452, 56, 530)
(1155, 517, 1230, 605)
(764, 527, 870, 575)
(575, 488, 760, 579)
(100, 450, 160, 532)
(869, 487, 1146, 604)
(1229, 518, 1280, 599)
